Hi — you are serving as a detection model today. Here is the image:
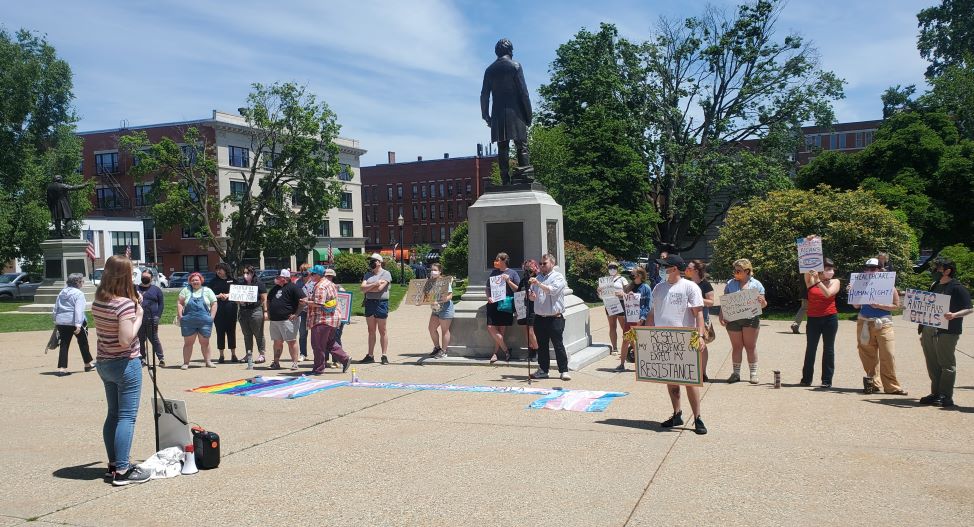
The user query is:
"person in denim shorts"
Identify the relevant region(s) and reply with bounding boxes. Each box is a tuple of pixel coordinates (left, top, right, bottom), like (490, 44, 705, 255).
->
(423, 263, 454, 360)
(358, 253, 392, 364)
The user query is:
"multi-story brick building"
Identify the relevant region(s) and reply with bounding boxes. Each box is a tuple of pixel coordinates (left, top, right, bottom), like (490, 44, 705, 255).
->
(360, 150, 497, 259)
(77, 111, 367, 274)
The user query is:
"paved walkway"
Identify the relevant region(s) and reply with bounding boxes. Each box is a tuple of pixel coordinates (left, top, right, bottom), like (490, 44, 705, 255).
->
(0, 303, 971, 526)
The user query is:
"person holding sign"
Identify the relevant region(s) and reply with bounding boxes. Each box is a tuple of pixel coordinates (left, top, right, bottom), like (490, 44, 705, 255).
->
(307, 265, 351, 375)
(485, 252, 520, 363)
(918, 259, 972, 408)
(600, 262, 629, 355)
(425, 263, 454, 360)
(209, 263, 239, 364)
(851, 258, 908, 396)
(615, 266, 651, 372)
(516, 259, 539, 360)
(721, 259, 768, 384)
(528, 253, 570, 381)
(685, 260, 714, 381)
(799, 258, 840, 388)
(648, 254, 707, 435)
(236, 265, 268, 368)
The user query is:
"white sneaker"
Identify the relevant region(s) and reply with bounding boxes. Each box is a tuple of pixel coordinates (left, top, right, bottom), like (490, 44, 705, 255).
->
(290, 362, 300, 370)
(560, 372, 572, 381)
(180, 364, 189, 370)
(749, 372, 759, 384)
(531, 369, 549, 379)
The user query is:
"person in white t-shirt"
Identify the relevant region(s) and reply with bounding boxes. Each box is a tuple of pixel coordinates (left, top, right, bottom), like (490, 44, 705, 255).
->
(648, 254, 708, 435)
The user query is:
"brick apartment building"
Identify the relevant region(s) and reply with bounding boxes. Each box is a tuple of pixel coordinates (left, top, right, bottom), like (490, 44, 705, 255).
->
(77, 111, 367, 274)
(360, 150, 497, 259)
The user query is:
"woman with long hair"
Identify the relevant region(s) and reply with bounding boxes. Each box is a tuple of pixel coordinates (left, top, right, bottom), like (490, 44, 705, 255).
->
(209, 262, 239, 363)
(800, 257, 840, 388)
(424, 263, 454, 359)
(518, 259, 540, 360)
(720, 258, 768, 384)
(92, 255, 149, 485)
(177, 271, 218, 369)
(485, 252, 520, 363)
(685, 260, 715, 381)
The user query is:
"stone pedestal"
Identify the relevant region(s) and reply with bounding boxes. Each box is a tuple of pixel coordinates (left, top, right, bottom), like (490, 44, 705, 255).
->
(443, 188, 609, 370)
(18, 239, 96, 313)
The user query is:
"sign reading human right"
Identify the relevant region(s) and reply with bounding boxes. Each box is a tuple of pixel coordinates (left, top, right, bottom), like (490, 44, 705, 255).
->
(903, 289, 950, 329)
(848, 272, 896, 305)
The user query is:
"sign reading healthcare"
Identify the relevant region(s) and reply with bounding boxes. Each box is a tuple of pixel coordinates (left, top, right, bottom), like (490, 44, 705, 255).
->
(797, 236, 824, 272)
(848, 272, 896, 305)
(903, 289, 950, 329)
(719, 288, 762, 322)
(633, 327, 703, 386)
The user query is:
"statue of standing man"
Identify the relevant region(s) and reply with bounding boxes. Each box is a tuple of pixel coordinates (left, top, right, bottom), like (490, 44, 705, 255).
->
(481, 38, 534, 185)
(46, 175, 89, 239)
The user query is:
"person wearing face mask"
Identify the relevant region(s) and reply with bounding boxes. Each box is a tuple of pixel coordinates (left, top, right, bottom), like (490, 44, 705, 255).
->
(918, 258, 972, 408)
(799, 258, 840, 388)
(236, 264, 268, 369)
(136, 270, 166, 367)
(486, 252, 520, 363)
(358, 253, 393, 364)
(721, 258, 768, 384)
(601, 261, 629, 355)
(209, 262, 239, 364)
(423, 263, 454, 359)
(851, 258, 908, 396)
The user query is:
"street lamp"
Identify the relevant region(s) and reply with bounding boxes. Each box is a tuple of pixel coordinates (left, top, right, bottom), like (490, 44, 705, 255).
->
(397, 213, 405, 285)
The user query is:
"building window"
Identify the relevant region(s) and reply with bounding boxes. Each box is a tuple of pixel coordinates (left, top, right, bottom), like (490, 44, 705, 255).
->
(412, 205, 418, 220)
(338, 164, 353, 181)
(397, 184, 403, 200)
(466, 180, 472, 194)
(181, 145, 197, 166)
(447, 203, 454, 220)
(371, 186, 378, 202)
(181, 224, 200, 238)
(363, 186, 370, 203)
(430, 226, 436, 242)
(365, 207, 371, 222)
(339, 220, 353, 237)
(389, 227, 396, 244)
(340, 192, 353, 210)
(263, 151, 276, 169)
(319, 221, 330, 237)
(398, 206, 404, 220)
(855, 132, 864, 148)
(387, 206, 394, 222)
(422, 183, 428, 199)
(439, 183, 445, 198)
(230, 181, 247, 203)
(412, 226, 419, 243)
(372, 205, 378, 223)
(421, 205, 427, 220)
(829, 134, 837, 150)
(429, 183, 435, 198)
(229, 146, 249, 167)
(112, 231, 141, 261)
(134, 183, 153, 207)
(96, 187, 121, 209)
(838, 133, 847, 149)
(804, 135, 816, 151)
(448, 181, 454, 196)
(387, 185, 393, 201)
(440, 226, 447, 242)
(412, 184, 418, 198)
(182, 255, 208, 272)
(291, 187, 302, 207)
(865, 130, 874, 145)
(95, 152, 118, 175)
(459, 203, 466, 219)
(439, 203, 445, 220)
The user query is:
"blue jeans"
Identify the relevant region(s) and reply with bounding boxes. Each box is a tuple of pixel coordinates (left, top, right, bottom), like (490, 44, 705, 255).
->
(98, 356, 143, 471)
(802, 314, 837, 385)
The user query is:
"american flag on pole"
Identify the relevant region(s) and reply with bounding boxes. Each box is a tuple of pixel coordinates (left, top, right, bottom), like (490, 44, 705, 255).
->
(85, 230, 96, 261)
(327, 242, 333, 265)
(125, 245, 131, 259)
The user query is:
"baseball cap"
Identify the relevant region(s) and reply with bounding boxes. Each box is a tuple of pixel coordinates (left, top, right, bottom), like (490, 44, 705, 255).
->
(310, 265, 325, 276)
(278, 269, 291, 278)
(324, 268, 336, 277)
(655, 254, 687, 271)
(864, 258, 880, 268)
(369, 253, 382, 261)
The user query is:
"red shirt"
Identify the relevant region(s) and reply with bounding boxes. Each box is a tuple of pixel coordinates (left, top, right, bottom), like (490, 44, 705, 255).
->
(807, 282, 838, 317)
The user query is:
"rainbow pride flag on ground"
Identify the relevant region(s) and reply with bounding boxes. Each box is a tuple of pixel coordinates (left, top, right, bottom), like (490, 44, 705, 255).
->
(190, 376, 346, 399)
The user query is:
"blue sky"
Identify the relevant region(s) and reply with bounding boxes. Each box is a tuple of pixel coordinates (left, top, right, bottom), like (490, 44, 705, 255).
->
(6, 0, 934, 166)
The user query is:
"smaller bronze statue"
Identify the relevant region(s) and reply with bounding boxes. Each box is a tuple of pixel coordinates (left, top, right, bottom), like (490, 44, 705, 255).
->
(481, 38, 534, 185)
(46, 175, 89, 239)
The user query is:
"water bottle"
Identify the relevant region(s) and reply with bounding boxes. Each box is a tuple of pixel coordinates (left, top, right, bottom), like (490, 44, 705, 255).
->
(351, 368, 359, 384)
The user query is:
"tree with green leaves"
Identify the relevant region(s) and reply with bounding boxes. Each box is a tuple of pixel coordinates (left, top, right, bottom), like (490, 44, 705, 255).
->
(918, 0, 974, 79)
(121, 82, 344, 272)
(0, 29, 85, 266)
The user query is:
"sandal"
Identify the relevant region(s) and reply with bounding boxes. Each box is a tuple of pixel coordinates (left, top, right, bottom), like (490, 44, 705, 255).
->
(218, 353, 225, 364)
(269, 361, 282, 370)
(255, 354, 266, 364)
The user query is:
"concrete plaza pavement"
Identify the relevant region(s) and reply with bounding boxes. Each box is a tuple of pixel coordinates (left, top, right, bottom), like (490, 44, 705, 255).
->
(0, 302, 972, 526)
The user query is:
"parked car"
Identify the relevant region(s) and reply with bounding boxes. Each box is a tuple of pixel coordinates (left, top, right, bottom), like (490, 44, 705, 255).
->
(257, 269, 280, 288)
(620, 260, 637, 273)
(169, 272, 189, 288)
(0, 272, 43, 300)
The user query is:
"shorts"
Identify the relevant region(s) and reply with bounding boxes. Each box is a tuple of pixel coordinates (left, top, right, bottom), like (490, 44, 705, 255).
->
(270, 319, 298, 341)
(364, 299, 389, 319)
(486, 302, 514, 326)
(180, 322, 212, 338)
(726, 316, 761, 332)
(517, 312, 535, 326)
(432, 300, 454, 320)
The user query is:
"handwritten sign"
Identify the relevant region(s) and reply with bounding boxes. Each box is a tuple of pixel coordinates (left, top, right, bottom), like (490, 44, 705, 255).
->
(597, 276, 615, 297)
(514, 291, 527, 320)
(624, 293, 642, 323)
(903, 289, 950, 329)
(336, 291, 352, 324)
(489, 275, 508, 303)
(797, 236, 824, 272)
(848, 272, 896, 305)
(719, 288, 762, 322)
(633, 327, 702, 386)
(405, 277, 454, 306)
(602, 294, 624, 316)
(228, 284, 258, 303)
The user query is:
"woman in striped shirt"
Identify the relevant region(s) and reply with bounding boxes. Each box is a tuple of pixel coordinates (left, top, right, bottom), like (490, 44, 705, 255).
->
(93, 255, 150, 486)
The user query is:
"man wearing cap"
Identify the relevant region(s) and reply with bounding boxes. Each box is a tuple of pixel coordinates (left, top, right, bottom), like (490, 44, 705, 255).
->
(919, 258, 972, 408)
(295, 264, 315, 361)
(265, 269, 306, 370)
(851, 258, 908, 396)
(528, 253, 571, 380)
(648, 254, 708, 435)
(358, 253, 393, 364)
(307, 265, 351, 374)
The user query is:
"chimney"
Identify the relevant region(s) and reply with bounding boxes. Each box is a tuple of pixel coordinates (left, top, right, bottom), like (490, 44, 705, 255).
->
(417, 156, 423, 161)
(477, 143, 483, 157)
(443, 153, 449, 159)
(387, 151, 396, 164)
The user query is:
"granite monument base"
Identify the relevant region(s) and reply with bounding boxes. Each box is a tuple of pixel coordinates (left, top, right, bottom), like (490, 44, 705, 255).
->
(18, 239, 95, 313)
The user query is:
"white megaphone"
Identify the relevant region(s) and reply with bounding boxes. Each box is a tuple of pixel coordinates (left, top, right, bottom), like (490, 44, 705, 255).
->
(181, 444, 199, 475)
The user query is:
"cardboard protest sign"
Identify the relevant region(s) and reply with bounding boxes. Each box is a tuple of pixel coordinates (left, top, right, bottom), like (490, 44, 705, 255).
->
(405, 277, 454, 306)
(602, 294, 624, 316)
(848, 272, 896, 306)
(633, 327, 703, 386)
(489, 275, 508, 303)
(336, 291, 353, 324)
(797, 237, 824, 272)
(597, 276, 614, 297)
(719, 288, 762, 321)
(228, 284, 258, 303)
(514, 291, 527, 320)
(903, 289, 950, 330)
(624, 293, 642, 323)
